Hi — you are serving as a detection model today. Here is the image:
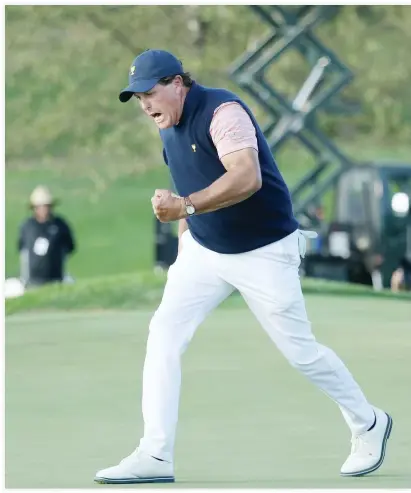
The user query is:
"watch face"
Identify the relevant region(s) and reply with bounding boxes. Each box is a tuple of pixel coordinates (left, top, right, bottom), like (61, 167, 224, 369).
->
(186, 205, 195, 215)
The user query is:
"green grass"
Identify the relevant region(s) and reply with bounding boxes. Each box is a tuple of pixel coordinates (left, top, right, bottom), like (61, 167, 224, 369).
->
(5, 271, 411, 316)
(5, 296, 411, 488)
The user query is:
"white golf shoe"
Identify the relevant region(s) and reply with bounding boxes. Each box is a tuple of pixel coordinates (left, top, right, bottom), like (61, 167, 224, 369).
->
(340, 407, 393, 477)
(94, 449, 175, 484)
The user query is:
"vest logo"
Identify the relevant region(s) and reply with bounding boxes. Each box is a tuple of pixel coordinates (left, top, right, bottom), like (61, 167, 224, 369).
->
(191, 144, 196, 152)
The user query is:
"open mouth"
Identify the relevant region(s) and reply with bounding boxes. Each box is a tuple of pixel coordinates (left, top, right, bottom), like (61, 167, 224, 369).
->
(151, 112, 163, 122)
(149, 112, 165, 125)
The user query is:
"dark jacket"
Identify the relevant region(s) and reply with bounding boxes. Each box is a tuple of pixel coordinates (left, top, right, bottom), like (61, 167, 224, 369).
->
(18, 215, 75, 285)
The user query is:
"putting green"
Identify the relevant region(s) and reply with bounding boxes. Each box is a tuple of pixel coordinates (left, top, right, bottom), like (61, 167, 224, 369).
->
(5, 295, 411, 488)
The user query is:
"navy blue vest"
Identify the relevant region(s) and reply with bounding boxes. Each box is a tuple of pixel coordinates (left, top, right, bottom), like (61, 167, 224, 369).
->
(160, 82, 298, 254)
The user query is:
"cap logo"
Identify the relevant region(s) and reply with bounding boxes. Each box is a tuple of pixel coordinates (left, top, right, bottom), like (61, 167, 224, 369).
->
(130, 65, 136, 76)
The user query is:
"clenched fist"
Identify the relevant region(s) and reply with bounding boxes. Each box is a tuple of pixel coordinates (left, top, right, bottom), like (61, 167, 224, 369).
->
(151, 189, 186, 223)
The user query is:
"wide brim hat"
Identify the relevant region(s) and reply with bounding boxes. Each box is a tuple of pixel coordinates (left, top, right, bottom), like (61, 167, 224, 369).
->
(29, 185, 58, 208)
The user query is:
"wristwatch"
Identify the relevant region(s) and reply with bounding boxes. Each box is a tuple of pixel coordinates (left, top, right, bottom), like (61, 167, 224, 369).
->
(183, 196, 196, 216)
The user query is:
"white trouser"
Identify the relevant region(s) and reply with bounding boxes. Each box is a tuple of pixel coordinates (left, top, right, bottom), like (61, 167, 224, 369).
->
(138, 229, 374, 462)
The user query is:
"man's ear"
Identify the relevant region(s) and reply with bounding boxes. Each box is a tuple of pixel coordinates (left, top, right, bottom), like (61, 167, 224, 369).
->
(173, 75, 184, 88)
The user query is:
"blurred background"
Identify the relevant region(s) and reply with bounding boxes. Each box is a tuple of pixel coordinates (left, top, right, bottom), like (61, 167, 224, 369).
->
(5, 5, 411, 298)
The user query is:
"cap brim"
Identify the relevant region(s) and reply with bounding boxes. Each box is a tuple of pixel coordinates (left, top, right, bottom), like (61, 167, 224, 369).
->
(118, 78, 159, 103)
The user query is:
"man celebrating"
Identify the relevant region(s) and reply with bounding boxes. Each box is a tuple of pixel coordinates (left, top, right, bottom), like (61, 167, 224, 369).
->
(95, 50, 392, 484)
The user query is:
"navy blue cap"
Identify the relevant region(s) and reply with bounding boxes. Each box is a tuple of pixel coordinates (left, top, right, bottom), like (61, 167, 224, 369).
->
(119, 49, 184, 103)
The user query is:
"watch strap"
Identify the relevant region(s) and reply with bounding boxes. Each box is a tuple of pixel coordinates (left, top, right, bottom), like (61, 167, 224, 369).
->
(184, 196, 194, 208)
(184, 196, 196, 215)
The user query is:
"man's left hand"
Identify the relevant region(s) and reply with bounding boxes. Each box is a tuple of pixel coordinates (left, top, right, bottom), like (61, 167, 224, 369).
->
(151, 189, 186, 223)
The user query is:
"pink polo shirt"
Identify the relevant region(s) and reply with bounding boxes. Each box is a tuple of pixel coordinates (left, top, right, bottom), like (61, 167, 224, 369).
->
(209, 102, 259, 159)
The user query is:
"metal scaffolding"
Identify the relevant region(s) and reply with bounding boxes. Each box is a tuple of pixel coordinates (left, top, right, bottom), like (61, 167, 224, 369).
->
(229, 6, 358, 223)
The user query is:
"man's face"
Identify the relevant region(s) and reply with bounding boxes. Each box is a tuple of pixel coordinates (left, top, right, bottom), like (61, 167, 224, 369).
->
(34, 205, 51, 222)
(135, 77, 185, 129)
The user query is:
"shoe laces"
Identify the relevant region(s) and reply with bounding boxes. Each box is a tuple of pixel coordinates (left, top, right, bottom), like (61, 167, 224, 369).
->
(350, 434, 373, 456)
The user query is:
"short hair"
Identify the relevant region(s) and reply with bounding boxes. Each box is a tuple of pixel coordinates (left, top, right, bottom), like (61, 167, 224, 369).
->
(158, 72, 193, 88)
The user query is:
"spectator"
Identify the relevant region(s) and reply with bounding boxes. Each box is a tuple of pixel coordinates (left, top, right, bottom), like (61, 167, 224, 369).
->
(18, 186, 76, 287)
(391, 256, 411, 292)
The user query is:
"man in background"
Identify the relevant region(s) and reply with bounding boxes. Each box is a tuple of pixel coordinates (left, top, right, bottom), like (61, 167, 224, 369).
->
(391, 257, 411, 291)
(391, 199, 411, 292)
(17, 185, 76, 288)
